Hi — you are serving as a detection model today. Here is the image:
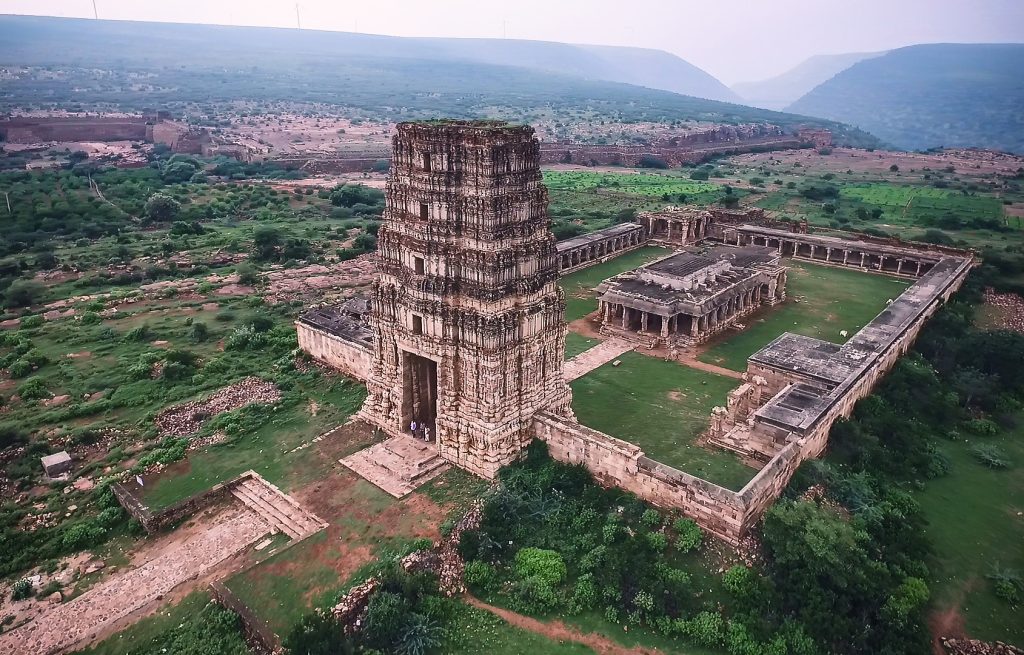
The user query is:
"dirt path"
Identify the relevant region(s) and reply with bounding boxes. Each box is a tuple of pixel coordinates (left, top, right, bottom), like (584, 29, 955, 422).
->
(0, 505, 269, 655)
(465, 595, 662, 655)
(674, 355, 744, 380)
(564, 338, 635, 381)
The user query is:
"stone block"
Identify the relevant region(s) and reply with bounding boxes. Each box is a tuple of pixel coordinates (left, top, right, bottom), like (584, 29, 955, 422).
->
(41, 451, 72, 477)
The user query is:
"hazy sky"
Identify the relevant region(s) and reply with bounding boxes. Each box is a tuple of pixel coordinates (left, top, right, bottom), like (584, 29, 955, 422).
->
(2, 0, 1022, 84)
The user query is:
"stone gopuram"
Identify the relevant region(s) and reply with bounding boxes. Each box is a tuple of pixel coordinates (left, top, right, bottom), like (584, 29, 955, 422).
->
(359, 121, 574, 478)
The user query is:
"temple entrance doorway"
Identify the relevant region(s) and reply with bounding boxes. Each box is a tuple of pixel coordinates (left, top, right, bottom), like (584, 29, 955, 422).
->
(401, 351, 438, 440)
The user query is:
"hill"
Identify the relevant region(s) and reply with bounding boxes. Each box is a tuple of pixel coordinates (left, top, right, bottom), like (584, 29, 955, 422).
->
(0, 15, 877, 145)
(732, 51, 883, 110)
(787, 43, 1024, 152)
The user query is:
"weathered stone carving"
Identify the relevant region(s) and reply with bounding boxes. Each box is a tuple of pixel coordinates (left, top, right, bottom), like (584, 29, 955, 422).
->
(360, 121, 574, 478)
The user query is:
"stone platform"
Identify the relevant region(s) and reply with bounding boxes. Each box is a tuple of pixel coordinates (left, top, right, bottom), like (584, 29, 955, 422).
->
(340, 436, 449, 497)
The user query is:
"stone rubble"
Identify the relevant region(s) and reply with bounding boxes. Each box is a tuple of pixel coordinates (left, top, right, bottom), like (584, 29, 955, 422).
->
(983, 288, 1024, 333)
(942, 638, 1024, 655)
(154, 377, 281, 437)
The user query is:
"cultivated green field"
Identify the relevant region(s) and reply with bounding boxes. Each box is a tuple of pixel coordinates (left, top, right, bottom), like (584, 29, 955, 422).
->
(916, 419, 1024, 644)
(544, 171, 720, 198)
(559, 246, 672, 322)
(570, 351, 754, 490)
(839, 183, 1005, 224)
(699, 261, 910, 371)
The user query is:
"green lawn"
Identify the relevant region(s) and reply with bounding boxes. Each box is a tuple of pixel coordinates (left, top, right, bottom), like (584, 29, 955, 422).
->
(698, 260, 910, 371)
(570, 351, 754, 490)
(915, 424, 1024, 643)
(559, 246, 672, 322)
(564, 332, 599, 360)
(139, 380, 367, 509)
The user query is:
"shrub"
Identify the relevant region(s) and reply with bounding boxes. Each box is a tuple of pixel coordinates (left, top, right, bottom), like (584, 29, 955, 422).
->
(7, 359, 33, 378)
(61, 522, 104, 550)
(236, 262, 259, 285)
(463, 560, 497, 592)
(683, 610, 725, 647)
(570, 573, 598, 611)
(964, 418, 1000, 436)
(646, 531, 668, 552)
(19, 314, 43, 329)
(970, 443, 1011, 469)
(994, 579, 1020, 604)
(514, 547, 566, 586)
(4, 279, 45, 308)
(79, 311, 101, 325)
(690, 170, 710, 181)
(640, 508, 661, 528)
(674, 518, 703, 552)
(723, 565, 755, 599)
(189, 321, 209, 342)
(10, 578, 33, 601)
(510, 575, 560, 614)
(17, 377, 49, 400)
(123, 325, 151, 342)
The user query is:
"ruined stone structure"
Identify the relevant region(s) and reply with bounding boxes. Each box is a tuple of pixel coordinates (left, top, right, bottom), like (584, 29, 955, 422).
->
(296, 298, 373, 380)
(0, 115, 153, 143)
(298, 120, 974, 543)
(359, 121, 574, 478)
(595, 247, 787, 347)
(556, 223, 645, 272)
(724, 224, 945, 278)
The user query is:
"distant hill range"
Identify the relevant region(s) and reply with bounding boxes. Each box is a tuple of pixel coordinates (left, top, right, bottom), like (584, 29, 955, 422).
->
(732, 52, 884, 110)
(0, 15, 881, 147)
(786, 44, 1024, 153)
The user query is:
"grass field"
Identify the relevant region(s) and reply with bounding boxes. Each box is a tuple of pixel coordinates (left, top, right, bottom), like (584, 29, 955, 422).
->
(698, 261, 910, 371)
(444, 603, 596, 654)
(545, 171, 720, 198)
(915, 421, 1024, 643)
(139, 379, 367, 509)
(570, 351, 754, 490)
(76, 592, 219, 655)
(559, 246, 672, 322)
(564, 331, 599, 360)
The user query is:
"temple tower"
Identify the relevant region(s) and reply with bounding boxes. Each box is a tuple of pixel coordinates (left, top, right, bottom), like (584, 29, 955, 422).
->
(361, 120, 573, 478)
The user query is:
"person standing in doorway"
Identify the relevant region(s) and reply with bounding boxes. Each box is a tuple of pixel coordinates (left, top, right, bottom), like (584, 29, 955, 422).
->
(410, 418, 418, 438)
(424, 425, 431, 442)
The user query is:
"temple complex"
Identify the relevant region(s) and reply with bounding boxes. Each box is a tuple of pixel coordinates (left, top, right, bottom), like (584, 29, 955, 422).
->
(297, 119, 974, 542)
(357, 120, 574, 478)
(595, 247, 787, 346)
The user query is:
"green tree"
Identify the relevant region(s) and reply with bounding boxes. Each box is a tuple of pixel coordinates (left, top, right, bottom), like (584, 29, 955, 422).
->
(252, 226, 282, 261)
(145, 193, 181, 222)
(4, 279, 45, 308)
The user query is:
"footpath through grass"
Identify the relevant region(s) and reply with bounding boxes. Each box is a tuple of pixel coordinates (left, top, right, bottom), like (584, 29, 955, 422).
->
(699, 260, 910, 371)
(915, 422, 1024, 644)
(559, 246, 672, 322)
(570, 351, 754, 490)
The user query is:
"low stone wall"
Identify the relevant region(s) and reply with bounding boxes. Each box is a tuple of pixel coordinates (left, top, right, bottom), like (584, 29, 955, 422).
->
(532, 411, 746, 543)
(296, 321, 372, 382)
(111, 472, 251, 534)
(209, 581, 279, 653)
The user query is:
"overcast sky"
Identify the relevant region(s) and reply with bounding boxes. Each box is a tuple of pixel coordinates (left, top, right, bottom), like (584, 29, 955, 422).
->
(2, 0, 1022, 84)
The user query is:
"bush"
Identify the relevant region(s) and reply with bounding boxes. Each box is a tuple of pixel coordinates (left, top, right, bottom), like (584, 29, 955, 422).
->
(10, 578, 33, 601)
(690, 170, 710, 181)
(463, 560, 497, 592)
(640, 508, 661, 528)
(683, 610, 725, 647)
(17, 377, 49, 400)
(514, 547, 566, 586)
(189, 321, 209, 342)
(723, 565, 755, 598)
(673, 518, 703, 552)
(236, 262, 259, 285)
(19, 314, 43, 329)
(970, 443, 1011, 469)
(4, 279, 45, 308)
(79, 311, 101, 325)
(61, 522, 104, 550)
(7, 359, 33, 378)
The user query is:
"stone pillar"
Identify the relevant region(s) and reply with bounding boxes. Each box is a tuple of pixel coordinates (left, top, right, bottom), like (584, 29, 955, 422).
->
(621, 307, 629, 330)
(660, 316, 669, 339)
(826, 247, 832, 262)
(603, 301, 611, 323)
(843, 250, 849, 265)
(897, 259, 904, 275)
(916, 261, 922, 276)
(860, 253, 866, 267)
(641, 312, 649, 333)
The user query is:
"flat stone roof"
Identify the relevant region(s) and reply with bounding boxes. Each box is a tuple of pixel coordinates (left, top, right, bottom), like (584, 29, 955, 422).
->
(556, 223, 644, 252)
(298, 304, 372, 346)
(751, 255, 973, 434)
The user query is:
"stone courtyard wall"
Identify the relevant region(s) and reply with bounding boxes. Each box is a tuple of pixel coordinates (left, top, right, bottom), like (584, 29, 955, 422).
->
(296, 321, 372, 382)
(532, 411, 747, 542)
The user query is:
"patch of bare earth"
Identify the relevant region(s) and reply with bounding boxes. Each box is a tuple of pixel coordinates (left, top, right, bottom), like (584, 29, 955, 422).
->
(264, 256, 377, 302)
(980, 288, 1024, 333)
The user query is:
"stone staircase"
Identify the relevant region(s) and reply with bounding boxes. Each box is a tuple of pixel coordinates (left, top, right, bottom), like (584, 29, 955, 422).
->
(229, 473, 325, 540)
(340, 436, 450, 498)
